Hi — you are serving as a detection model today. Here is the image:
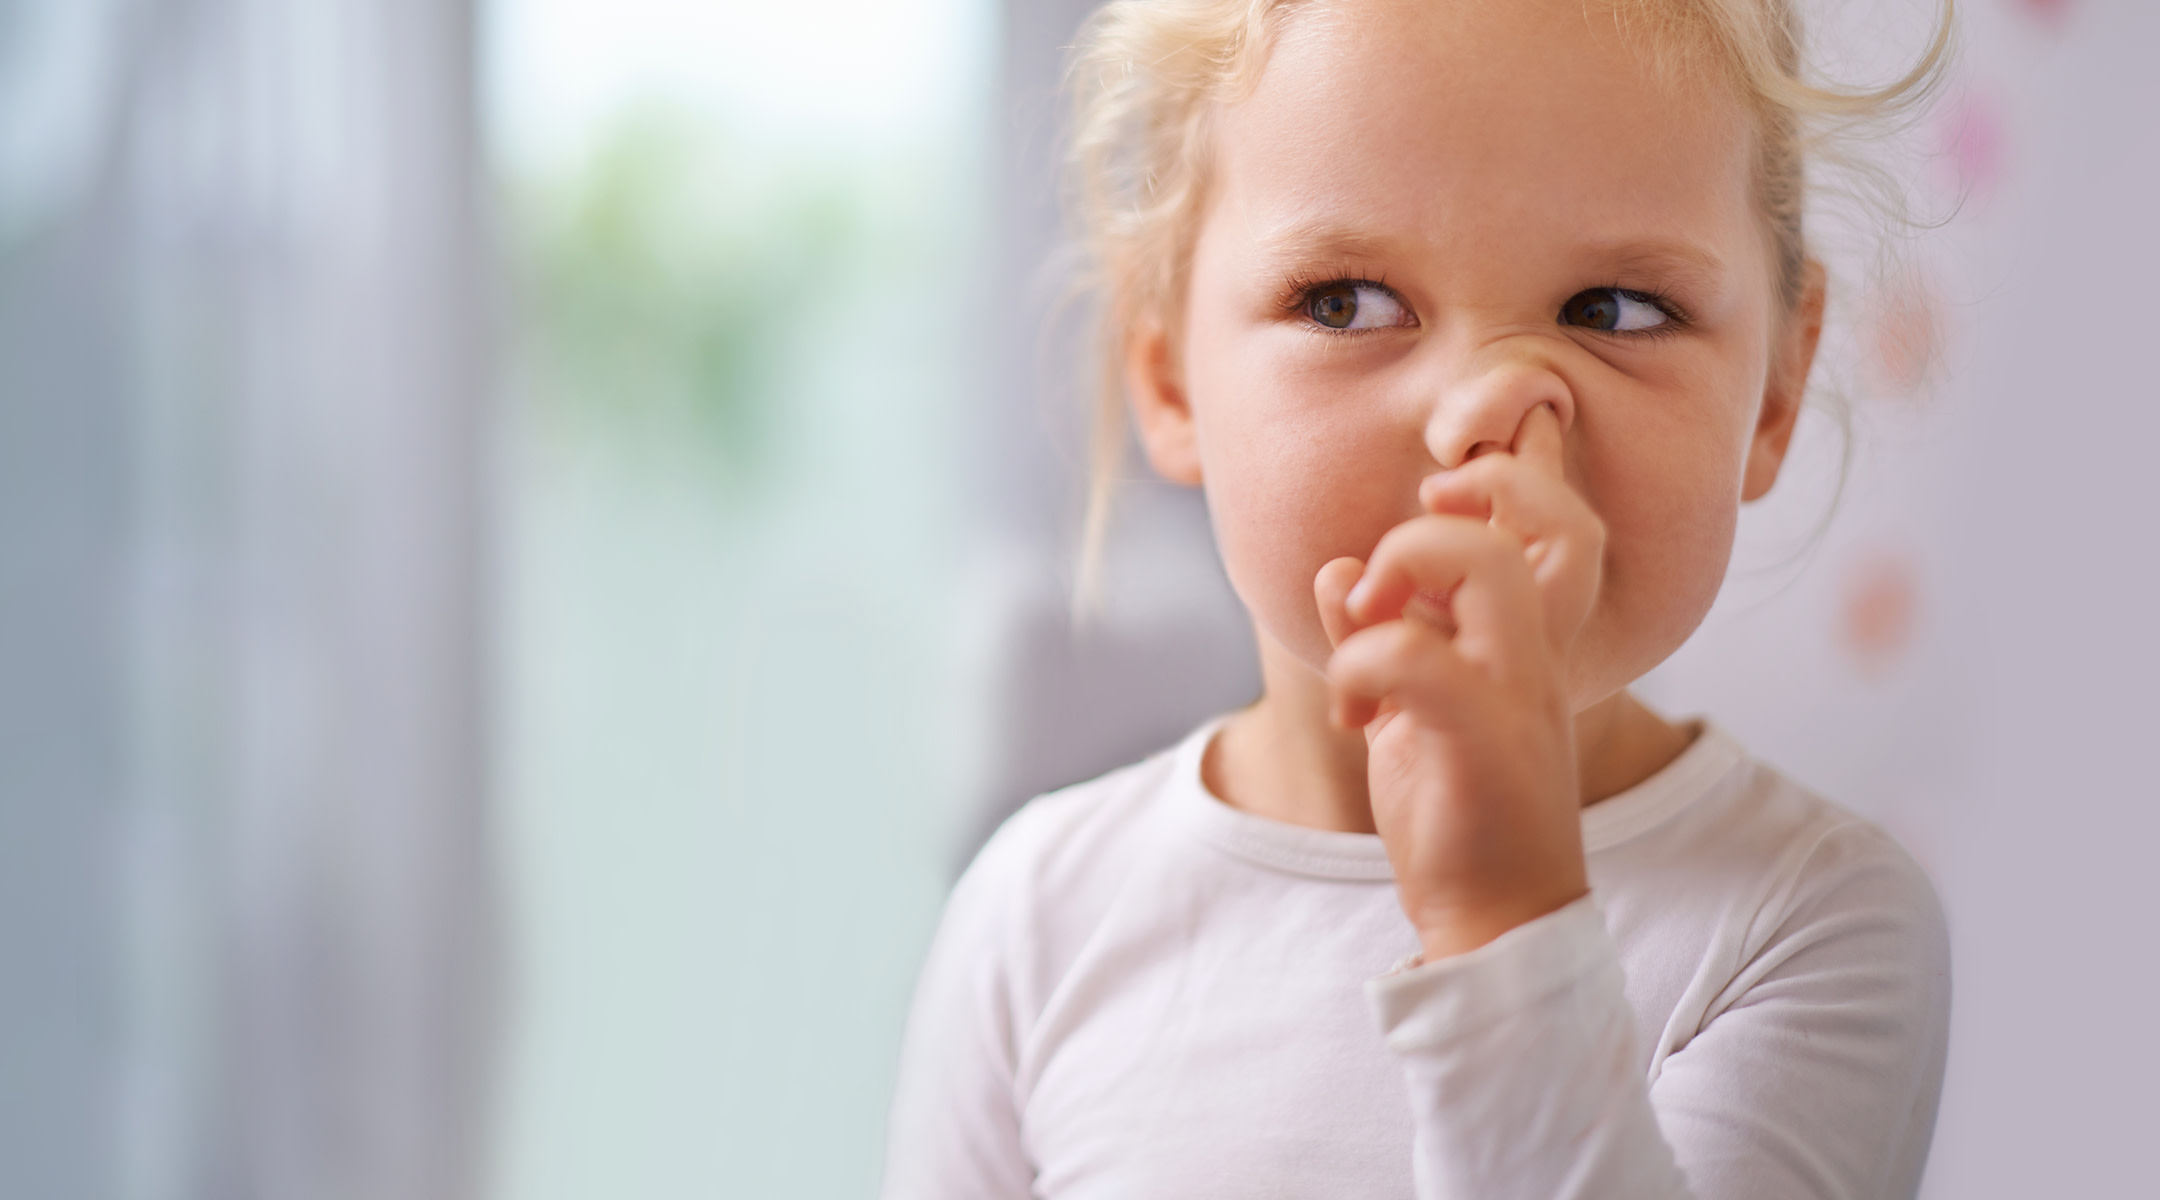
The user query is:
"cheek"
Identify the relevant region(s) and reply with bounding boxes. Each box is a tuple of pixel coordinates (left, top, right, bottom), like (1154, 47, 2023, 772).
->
(1570, 390, 1753, 703)
(1600, 467, 1738, 645)
(1187, 338, 1422, 669)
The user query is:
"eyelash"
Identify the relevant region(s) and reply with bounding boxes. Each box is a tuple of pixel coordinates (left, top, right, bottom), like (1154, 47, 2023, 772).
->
(1586, 284, 1693, 340)
(1277, 273, 1695, 339)
(1276, 269, 1399, 337)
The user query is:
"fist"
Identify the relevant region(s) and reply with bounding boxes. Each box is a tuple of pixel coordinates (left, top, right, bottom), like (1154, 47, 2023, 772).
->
(1314, 403, 1605, 960)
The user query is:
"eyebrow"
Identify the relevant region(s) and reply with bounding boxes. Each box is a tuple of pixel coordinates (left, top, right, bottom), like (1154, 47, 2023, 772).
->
(1253, 221, 1403, 265)
(1578, 238, 1730, 291)
(1253, 221, 1731, 289)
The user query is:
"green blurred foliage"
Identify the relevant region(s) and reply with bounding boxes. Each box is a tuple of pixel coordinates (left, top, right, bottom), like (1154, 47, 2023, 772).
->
(507, 104, 871, 487)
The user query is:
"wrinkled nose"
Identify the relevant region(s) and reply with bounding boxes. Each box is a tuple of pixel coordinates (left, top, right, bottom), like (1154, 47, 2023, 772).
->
(1424, 351, 1576, 469)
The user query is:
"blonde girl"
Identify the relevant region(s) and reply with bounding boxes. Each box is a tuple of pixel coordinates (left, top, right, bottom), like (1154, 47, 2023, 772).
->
(884, 0, 1955, 1196)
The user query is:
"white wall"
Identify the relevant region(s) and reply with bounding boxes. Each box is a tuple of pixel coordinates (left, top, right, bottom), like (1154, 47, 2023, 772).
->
(1639, 1, 2160, 1192)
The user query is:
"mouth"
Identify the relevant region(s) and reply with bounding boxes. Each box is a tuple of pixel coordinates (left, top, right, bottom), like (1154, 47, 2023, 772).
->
(1404, 585, 1459, 636)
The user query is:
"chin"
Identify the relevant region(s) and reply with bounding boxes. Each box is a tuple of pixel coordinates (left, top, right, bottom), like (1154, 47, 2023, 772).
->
(1570, 593, 1717, 713)
(1253, 605, 1336, 681)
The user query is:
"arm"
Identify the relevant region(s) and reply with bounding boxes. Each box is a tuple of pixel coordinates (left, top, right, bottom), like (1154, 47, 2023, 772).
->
(1371, 897, 1685, 1199)
(1320, 404, 1948, 1196)
(879, 856, 1035, 1200)
(1367, 836, 1949, 1199)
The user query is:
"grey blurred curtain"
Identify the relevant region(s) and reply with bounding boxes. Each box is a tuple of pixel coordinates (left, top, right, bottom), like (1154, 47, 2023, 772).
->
(962, 0, 1258, 860)
(0, 1, 491, 1198)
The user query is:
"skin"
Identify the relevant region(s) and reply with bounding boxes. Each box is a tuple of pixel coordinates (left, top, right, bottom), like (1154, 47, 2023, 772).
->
(1122, 0, 1827, 960)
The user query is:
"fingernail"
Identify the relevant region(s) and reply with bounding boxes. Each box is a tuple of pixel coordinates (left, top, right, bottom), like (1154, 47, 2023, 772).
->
(1345, 578, 1369, 614)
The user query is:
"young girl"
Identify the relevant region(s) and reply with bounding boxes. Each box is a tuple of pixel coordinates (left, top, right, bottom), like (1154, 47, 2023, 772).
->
(885, 0, 1954, 1195)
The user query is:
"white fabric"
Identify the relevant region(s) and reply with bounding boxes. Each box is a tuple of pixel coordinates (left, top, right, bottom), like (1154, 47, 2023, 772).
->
(882, 718, 1951, 1199)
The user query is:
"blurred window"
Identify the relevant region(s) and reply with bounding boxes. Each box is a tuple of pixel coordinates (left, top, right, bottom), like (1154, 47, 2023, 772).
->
(486, 1, 991, 1196)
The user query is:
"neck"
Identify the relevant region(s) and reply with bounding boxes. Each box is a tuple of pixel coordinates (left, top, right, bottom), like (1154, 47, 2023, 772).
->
(1203, 634, 1693, 835)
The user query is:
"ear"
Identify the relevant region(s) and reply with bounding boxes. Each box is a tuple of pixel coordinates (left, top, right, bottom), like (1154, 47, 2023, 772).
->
(1124, 314, 1204, 487)
(1742, 259, 1826, 503)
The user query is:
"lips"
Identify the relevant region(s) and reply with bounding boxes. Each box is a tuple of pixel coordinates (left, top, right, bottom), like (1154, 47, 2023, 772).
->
(1406, 585, 1461, 636)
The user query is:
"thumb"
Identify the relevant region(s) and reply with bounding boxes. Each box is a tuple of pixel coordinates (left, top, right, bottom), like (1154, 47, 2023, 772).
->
(1313, 556, 1365, 649)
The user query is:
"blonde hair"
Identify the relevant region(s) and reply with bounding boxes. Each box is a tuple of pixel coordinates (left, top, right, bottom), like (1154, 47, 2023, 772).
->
(1064, 0, 1955, 601)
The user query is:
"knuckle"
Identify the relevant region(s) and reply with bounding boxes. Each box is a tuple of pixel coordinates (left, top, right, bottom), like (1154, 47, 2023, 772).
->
(1372, 519, 1427, 565)
(1419, 511, 1473, 538)
(1335, 624, 1399, 674)
(1464, 454, 1509, 486)
(1379, 618, 1429, 657)
(1580, 510, 1609, 549)
(1403, 623, 1455, 666)
(1387, 518, 1455, 573)
(1469, 523, 1522, 568)
(1325, 654, 1373, 696)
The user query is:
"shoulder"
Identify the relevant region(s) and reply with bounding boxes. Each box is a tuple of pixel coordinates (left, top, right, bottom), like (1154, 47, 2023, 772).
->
(1724, 757, 1945, 939)
(967, 744, 1181, 888)
(1600, 741, 1954, 1200)
(1604, 730, 1942, 933)
(1674, 746, 1951, 1014)
(954, 740, 1184, 920)
(882, 741, 1200, 1197)
(924, 732, 1198, 1016)
(1600, 728, 1949, 1015)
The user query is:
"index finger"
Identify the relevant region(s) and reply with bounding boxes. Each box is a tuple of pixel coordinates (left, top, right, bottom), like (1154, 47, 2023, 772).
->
(1512, 401, 1565, 480)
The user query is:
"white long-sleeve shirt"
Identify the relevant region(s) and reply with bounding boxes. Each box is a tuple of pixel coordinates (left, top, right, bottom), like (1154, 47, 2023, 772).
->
(882, 719, 1951, 1199)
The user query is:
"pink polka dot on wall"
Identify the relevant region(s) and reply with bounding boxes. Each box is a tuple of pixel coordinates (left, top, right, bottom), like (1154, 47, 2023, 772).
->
(1866, 272, 1943, 399)
(2015, 0, 2074, 29)
(1839, 551, 1922, 679)
(1939, 90, 2007, 203)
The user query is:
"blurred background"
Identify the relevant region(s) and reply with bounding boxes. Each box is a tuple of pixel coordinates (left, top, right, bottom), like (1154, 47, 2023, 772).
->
(0, 0, 2151, 1197)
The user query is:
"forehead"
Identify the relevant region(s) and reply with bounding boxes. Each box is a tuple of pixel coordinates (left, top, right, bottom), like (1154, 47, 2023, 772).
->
(1211, 0, 1760, 274)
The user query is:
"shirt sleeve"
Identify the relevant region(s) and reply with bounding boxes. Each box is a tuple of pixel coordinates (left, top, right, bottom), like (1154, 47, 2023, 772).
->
(1365, 844, 1951, 1200)
(878, 852, 1037, 1200)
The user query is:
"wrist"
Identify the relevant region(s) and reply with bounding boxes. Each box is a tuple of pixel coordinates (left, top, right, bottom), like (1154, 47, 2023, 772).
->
(1412, 886, 1589, 962)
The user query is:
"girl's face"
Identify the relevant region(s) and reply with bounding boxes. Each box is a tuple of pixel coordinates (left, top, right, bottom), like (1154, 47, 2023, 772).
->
(1130, 0, 1820, 710)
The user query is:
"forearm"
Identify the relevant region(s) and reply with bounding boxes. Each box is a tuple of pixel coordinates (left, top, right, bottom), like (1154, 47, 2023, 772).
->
(1370, 895, 1692, 1200)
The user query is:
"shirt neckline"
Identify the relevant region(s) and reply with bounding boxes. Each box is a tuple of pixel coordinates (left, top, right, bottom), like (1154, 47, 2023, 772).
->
(1166, 713, 1748, 882)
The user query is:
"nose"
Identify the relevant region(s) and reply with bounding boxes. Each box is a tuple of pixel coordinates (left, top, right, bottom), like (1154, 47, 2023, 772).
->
(1423, 350, 1576, 469)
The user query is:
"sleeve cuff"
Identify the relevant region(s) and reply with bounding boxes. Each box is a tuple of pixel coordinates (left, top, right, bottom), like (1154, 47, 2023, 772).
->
(1366, 893, 1619, 1052)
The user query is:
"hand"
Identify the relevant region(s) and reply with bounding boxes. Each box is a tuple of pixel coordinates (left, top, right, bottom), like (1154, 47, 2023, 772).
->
(1313, 404, 1606, 960)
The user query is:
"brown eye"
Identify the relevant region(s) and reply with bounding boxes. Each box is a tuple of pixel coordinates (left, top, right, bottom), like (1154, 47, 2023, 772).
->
(1309, 284, 1359, 329)
(1560, 289, 1621, 330)
(1559, 287, 1669, 333)
(1301, 282, 1408, 331)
